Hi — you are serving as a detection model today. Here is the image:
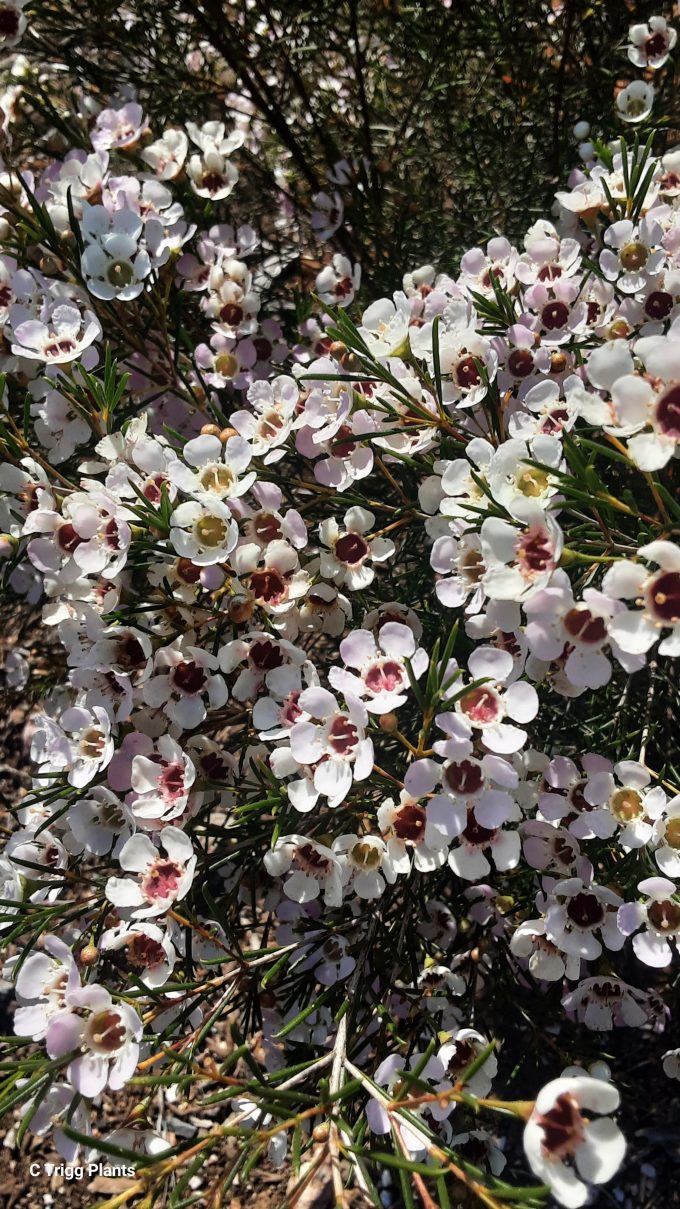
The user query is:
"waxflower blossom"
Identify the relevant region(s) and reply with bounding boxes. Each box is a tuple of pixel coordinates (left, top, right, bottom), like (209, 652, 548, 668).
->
(627, 17, 677, 69)
(318, 505, 395, 590)
(106, 827, 196, 918)
(618, 876, 680, 967)
(264, 834, 343, 907)
(46, 984, 142, 1095)
(523, 1075, 625, 1208)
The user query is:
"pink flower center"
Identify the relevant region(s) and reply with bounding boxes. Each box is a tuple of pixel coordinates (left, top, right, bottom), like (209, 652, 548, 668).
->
(364, 659, 404, 694)
(141, 858, 182, 902)
(459, 686, 501, 725)
(159, 762, 186, 801)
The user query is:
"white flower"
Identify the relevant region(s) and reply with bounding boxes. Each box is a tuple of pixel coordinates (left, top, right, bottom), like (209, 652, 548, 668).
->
(523, 1075, 625, 1208)
(105, 827, 196, 918)
(143, 640, 228, 728)
(481, 507, 562, 601)
(319, 505, 395, 590)
(329, 622, 428, 714)
(562, 976, 650, 1030)
(652, 796, 680, 876)
(310, 190, 344, 240)
(46, 984, 142, 1095)
(627, 17, 677, 69)
(185, 120, 243, 199)
(170, 496, 238, 566)
(81, 205, 156, 301)
(264, 834, 343, 907)
(289, 686, 373, 807)
(545, 877, 624, 960)
(10, 300, 101, 364)
(141, 128, 189, 179)
(445, 646, 539, 755)
(333, 833, 397, 899)
(617, 875, 680, 967)
(603, 540, 680, 656)
(315, 254, 361, 307)
(617, 81, 655, 124)
(91, 103, 146, 152)
(358, 292, 411, 357)
(511, 919, 581, 982)
(100, 921, 176, 988)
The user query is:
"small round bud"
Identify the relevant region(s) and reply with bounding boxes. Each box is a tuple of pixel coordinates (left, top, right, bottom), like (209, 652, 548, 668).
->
(573, 120, 590, 140)
(312, 1123, 330, 1143)
(200, 423, 222, 437)
(79, 942, 99, 966)
(330, 341, 347, 357)
(379, 712, 399, 733)
(578, 141, 595, 163)
(219, 427, 238, 442)
(588, 1060, 611, 1081)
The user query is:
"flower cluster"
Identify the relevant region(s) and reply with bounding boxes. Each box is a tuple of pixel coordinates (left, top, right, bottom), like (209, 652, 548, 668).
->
(0, 11, 679, 1209)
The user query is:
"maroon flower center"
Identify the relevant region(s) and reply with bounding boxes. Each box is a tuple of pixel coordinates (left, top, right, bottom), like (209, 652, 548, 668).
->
(562, 606, 607, 645)
(86, 1009, 127, 1054)
(335, 532, 370, 566)
(57, 522, 83, 553)
(507, 348, 534, 378)
(294, 843, 331, 873)
(645, 31, 668, 58)
(646, 570, 680, 624)
(541, 301, 569, 330)
(201, 171, 229, 195)
(537, 264, 563, 282)
(455, 355, 481, 389)
(445, 759, 484, 796)
(128, 934, 167, 969)
(219, 302, 244, 326)
(645, 290, 673, 321)
(253, 512, 282, 543)
(0, 10, 19, 38)
(462, 808, 496, 846)
(654, 385, 680, 438)
(44, 337, 77, 358)
(117, 635, 146, 670)
(517, 526, 553, 574)
(537, 1093, 585, 1160)
(249, 639, 284, 671)
(327, 714, 359, 756)
(172, 660, 207, 695)
(566, 891, 604, 929)
(648, 899, 680, 932)
(177, 558, 202, 584)
(159, 762, 186, 801)
(393, 802, 427, 843)
(251, 567, 287, 604)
